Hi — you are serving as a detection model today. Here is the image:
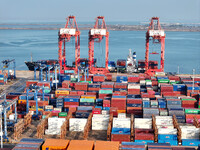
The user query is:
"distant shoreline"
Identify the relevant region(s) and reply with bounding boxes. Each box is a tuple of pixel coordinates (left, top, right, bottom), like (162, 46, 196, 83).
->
(0, 24, 200, 32)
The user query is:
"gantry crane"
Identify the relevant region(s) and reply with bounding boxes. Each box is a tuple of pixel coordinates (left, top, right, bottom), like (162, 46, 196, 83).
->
(58, 16, 80, 74)
(88, 16, 109, 74)
(145, 17, 165, 76)
(1, 59, 16, 79)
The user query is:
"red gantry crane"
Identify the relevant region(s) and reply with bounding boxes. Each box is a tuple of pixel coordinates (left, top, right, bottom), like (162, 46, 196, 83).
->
(88, 16, 109, 74)
(145, 17, 165, 76)
(58, 16, 80, 74)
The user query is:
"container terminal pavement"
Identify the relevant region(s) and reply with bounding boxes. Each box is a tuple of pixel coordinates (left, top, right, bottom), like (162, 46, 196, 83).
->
(1, 73, 200, 149)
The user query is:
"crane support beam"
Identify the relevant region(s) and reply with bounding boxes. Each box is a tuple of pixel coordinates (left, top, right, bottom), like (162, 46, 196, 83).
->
(145, 17, 165, 76)
(58, 16, 80, 74)
(88, 16, 109, 74)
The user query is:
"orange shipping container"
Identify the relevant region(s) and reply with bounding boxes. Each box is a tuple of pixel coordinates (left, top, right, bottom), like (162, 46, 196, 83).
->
(42, 139, 69, 150)
(67, 140, 94, 150)
(94, 141, 119, 150)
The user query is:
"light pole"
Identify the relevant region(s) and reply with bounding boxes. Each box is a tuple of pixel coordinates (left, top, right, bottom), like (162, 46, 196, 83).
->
(192, 69, 195, 92)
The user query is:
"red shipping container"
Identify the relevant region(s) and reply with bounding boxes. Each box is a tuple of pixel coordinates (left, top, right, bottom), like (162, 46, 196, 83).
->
(77, 91, 85, 95)
(114, 83, 127, 89)
(29, 100, 48, 107)
(37, 82, 51, 88)
(68, 106, 77, 114)
(88, 87, 100, 91)
(128, 76, 140, 83)
(128, 89, 140, 95)
(62, 80, 70, 88)
(127, 107, 142, 115)
(110, 107, 118, 117)
(75, 83, 88, 91)
(86, 91, 97, 96)
(51, 112, 59, 117)
(6, 95, 19, 100)
(106, 74, 112, 81)
(99, 94, 112, 99)
(103, 104, 110, 107)
(101, 83, 114, 88)
(168, 75, 180, 81)
(152, 81, 158, 86)
(92, 108, 101, 114)
(26, 80, 38, 87)
(80, 77, 92, 81)
(135, 133, 154, 140)
(111, 134, 130, 143)
(127, 99, 142, 104)
(64, 102, 79, 107)
(70, 91, 78, 95)
(93, 75, 105, 82)
(162, 92, 178, 97)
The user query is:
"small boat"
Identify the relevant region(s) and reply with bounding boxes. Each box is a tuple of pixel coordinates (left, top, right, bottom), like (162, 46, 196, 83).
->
(150, 51, 159, 54)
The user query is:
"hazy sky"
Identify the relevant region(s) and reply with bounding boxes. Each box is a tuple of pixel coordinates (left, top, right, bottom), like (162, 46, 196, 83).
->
(0, 0, 199, 23)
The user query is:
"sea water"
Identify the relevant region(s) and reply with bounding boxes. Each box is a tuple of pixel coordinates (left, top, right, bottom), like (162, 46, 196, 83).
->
(0, 28, 199, 74)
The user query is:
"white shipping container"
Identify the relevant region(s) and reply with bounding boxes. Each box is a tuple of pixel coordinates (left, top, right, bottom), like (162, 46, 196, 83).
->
(92, 118, 109, 130)
(92, 114, 110, 118)
(9, 114, 15, 120)
(157, 125, 174, 129)
(54, 108, 62, 112)
(60, 28, 76, 35)
(142, 98, 150, 101)
(149, 30, 165, 37)
(128, 84, 140, 89)
(158, 128, 177, 134)
(113, 118, 130, 128)
(90, 29, 106, 35)
(140, 80, 146, 85)
(45, 105, 53, 110)
(118, 113, 126, 118)
(69, 118, 87, 131)
(134, 124, 152, 129)
(102, 110, 109, 115)
(46, 117, 65, 135)
(146, 82, 152, 85)
(135, 118, 152, 124)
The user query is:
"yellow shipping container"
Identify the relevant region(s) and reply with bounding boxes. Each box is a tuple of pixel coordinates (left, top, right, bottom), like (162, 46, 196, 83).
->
(81, 95, 96, 99)
(42, 139, 69, 150)
(55, 90, 70, 95)
(117, 110, 126, 113)
(18, 100, 26, 104)
(29, 108, 43, 111)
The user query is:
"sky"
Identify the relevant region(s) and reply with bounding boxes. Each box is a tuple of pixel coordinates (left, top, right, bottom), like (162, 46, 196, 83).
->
(0, 0, 199, 23)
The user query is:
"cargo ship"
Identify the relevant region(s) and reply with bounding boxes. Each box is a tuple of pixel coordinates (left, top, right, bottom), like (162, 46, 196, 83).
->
(24, 59, 58, 71)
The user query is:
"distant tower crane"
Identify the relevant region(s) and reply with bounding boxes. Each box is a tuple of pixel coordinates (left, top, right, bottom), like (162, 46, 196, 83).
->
(58, 16, 80, 74)
(88, 16, 109, 74)
(145, 17, 165, 76)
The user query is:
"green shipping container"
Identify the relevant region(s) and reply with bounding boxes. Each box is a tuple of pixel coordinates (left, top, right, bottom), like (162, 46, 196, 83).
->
(170, 81, 181, 84)
(181, 98, 196, 101)
(80, 81, 92, 83)
(158, 79, 169, 83)
(145, 80, 151, 82)
(185, 109, 200, 114)
(99, 90, 113, 94)
(80, 98, 95, 103)
(71, 78, 77, 82)
(59, 112, 68, 117)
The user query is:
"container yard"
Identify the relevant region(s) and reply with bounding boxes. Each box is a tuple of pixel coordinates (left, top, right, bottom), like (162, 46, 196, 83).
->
(0, 14, 200, 150)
